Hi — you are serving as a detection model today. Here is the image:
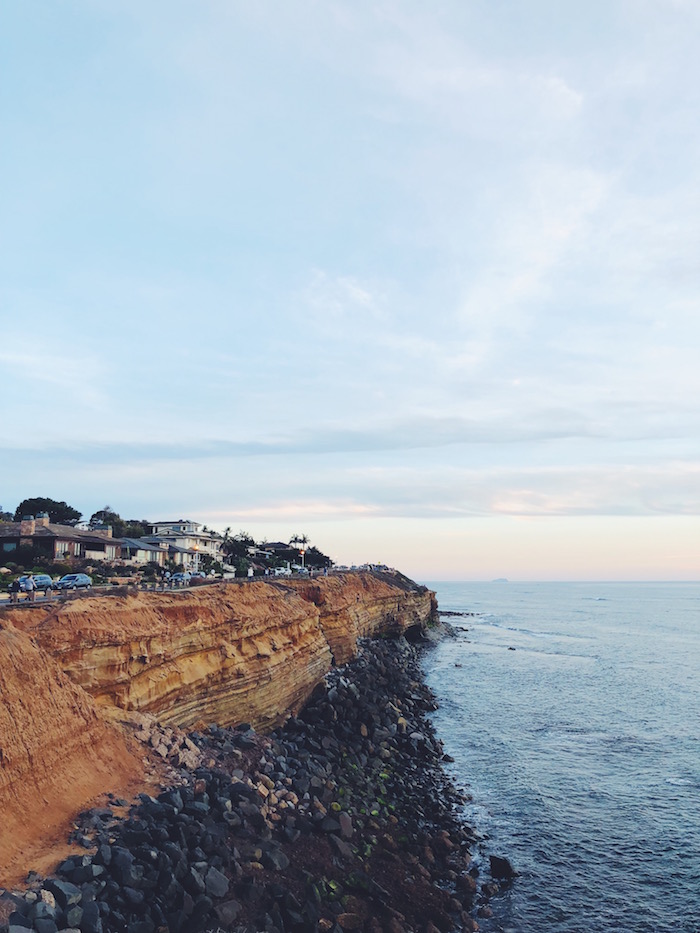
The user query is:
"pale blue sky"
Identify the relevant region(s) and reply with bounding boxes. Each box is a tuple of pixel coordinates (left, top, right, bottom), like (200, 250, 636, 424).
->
(3, 1, 700, 579)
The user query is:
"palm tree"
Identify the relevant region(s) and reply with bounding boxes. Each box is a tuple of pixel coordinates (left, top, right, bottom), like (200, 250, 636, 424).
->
(290, 533, 309, 568)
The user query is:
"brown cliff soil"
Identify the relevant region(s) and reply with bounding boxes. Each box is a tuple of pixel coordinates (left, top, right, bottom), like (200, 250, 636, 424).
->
(0, 626, 149, 887)
(0, 573, 435, 889)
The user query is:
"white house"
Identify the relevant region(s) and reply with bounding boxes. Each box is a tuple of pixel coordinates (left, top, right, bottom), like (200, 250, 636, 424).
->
(142, 519, 224, 570)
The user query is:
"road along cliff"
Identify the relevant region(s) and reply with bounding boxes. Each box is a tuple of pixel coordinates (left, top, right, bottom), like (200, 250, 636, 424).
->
(0, 572, 436, 885)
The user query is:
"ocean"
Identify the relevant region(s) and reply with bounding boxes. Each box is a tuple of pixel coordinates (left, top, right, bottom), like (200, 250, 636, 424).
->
(421, 582, 700, 933)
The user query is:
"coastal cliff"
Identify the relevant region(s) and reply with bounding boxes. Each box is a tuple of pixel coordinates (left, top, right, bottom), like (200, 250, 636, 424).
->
(5, 572, 435, 730)
(0, 572, 435, 884)
(0, 627, 143, 883)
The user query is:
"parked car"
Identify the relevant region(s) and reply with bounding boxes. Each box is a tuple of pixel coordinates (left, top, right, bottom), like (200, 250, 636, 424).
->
(56, 573, 93, 590)
(171, 572, 191, 585)
(19, 574, 55, 592)
(190, 571, 206, 578)
(273, 567, 292, 577)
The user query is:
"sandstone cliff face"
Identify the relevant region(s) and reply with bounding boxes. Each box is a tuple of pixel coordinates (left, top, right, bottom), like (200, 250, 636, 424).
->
(0, 572, 435, 882)
(7, 572, 435, 731)
(0, 627, 143, 883)
(292, 572, 437, 665)
(14, 581, 332, 732)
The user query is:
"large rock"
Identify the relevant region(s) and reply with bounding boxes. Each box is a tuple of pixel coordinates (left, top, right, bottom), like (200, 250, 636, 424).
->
(490, 854, 517, 879)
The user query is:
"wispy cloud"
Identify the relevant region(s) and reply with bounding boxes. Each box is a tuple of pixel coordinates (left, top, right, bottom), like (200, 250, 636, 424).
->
(0, 347, 107, 411)
(457, 164, 611, 334)
(4, 1, 700, 575)
(301, 269, 386, 328)
(366, 2, 585, 138)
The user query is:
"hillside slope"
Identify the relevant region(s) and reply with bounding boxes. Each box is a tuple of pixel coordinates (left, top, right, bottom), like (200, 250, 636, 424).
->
(0, 627, 144, 884)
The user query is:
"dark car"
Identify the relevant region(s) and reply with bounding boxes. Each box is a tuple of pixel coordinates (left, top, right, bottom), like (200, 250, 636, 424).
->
(56, 573, 93, 590)
(19, 573, 55, 592)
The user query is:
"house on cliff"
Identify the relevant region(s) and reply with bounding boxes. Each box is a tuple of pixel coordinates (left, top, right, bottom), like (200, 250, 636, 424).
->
(119, 537, 168, 567)
(140, 519, 224, 571)
(0, 513, 122, 561)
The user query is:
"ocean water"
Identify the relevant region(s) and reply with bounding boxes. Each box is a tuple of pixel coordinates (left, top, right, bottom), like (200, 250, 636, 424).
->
(421, 582, 700, 933)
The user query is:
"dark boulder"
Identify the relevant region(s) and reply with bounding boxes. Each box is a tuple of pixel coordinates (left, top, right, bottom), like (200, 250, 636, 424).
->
(489, 854, 517, 879)
(44, 880, 82, 909)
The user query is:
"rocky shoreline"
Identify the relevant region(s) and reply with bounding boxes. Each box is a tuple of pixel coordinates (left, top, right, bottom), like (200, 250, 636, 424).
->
(1, 633, 506, 933)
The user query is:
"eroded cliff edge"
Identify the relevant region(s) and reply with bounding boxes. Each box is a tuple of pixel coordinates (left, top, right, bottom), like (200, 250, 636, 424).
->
(0, 572, 436, 882)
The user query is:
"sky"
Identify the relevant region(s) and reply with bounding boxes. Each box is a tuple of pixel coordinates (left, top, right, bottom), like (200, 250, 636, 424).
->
(2, 0, 700, 581)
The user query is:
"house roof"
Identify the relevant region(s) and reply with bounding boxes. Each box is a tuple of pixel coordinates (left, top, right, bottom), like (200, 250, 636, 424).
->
(147, 528, 220, 539)
(150, 520, 201, 529)
(121, 538, 165, 553)
(0, 522, 120, 545)
(142, 537, 198, 555)
(0, 519, 220, 551)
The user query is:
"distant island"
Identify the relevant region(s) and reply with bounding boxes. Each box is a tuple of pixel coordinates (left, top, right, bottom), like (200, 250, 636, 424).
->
(492, 577, 509, 583)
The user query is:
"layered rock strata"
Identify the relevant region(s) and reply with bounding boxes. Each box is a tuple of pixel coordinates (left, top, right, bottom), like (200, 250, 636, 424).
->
(292, 571, 436, 665)
(6, 573, 435, 732)
(0, 572, 435, 884)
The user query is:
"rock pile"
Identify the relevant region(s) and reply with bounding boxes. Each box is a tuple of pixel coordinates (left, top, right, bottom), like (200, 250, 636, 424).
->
(1, 636, 498, 933)
(128, 715, 202, 773)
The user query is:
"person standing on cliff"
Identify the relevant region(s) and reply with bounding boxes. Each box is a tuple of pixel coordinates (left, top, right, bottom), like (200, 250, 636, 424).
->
(24, 574, 36, 602)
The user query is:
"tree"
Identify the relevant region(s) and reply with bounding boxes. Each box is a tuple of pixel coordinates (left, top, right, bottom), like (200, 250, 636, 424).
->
(122, 519, 149, 538)
(13, 497, 81, 525)
(221, 530, 254, 574)
(89, 507, 149, 539)
(199, 554, 223, 575)
(222, 530, 255, 563)
(289, 533, 310, 567)
(304, 545, 331, 569)
(90, 506, 125, 537)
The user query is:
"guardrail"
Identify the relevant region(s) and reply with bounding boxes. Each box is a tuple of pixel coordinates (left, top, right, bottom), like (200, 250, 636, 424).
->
(0, 570, 349, 608)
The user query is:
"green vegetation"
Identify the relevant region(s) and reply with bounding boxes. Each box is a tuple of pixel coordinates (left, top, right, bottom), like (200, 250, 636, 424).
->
(13, 497, 81, 525)
(89, 506, 150, 538)
(221, 529, 332, 575)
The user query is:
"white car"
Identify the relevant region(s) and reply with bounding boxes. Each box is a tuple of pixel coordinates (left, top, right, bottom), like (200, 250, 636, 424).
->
(274, 567, 292, 577)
